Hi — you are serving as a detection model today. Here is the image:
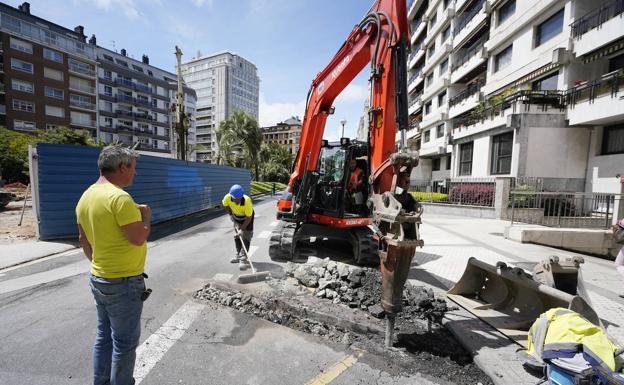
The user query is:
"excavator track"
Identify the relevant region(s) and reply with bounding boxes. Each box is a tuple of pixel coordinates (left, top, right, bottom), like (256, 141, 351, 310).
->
(269, 222, 297, 261)
(351, 227, 379, 266)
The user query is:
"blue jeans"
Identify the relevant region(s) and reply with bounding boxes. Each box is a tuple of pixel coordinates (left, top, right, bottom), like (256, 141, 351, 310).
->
(89, 274, 144, 385)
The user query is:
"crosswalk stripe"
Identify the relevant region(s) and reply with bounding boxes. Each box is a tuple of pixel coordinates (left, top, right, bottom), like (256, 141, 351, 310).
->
(258, 230, 272, 239)
(134, 300, 206, 383)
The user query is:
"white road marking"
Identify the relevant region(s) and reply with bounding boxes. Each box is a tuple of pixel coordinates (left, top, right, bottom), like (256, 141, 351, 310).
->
(0, 261, 87, 294)
(257, 230, 272, 239)
(247, 246, 259, 257)
(0, 248, 81, 273)
(270, 221, 279, 227)
(134, 300, 206, 383)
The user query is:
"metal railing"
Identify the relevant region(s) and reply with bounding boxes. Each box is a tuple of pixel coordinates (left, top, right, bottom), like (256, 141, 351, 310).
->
(453, 0, 486, 37)
(69, 82, 95, 94)
(510, 192, 619, 228)
(115, 78, 134, 88)
(451, 34, 488, 72)
(115, 109, 134, 118)
(571, 0, 624, 38)
(408, 68, 423, 85)
(134, 83, 153, 93)
(410, 177, 496, 207)
(565, 69, 624, 106)
(453, 90, 565, 130)
(449, 79, 484, 108)
(70, 118, 96, 128)
(116, 94, 134, 103)
(409, 43, 423, 62)
(409, 94, 422, 108)
(68, 63, 95, 77)
(70, 99, 96, 110)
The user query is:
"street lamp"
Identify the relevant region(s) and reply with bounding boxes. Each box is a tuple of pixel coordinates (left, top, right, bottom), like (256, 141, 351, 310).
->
(340, 118, 347, 139)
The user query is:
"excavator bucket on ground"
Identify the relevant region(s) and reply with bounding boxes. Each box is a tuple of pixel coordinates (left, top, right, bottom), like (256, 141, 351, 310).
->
(447, 257, 600, 347)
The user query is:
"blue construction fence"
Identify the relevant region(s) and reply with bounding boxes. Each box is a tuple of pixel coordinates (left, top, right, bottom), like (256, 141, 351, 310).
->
(34, 143, 251, 240)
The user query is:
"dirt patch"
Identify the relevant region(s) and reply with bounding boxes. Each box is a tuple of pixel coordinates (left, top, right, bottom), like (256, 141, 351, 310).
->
(194, 258, 493, 385)
(0, 186, 36, 244)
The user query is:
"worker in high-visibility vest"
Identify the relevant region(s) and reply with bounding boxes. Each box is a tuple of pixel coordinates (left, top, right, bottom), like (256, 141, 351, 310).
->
(348, 158, 366, 214)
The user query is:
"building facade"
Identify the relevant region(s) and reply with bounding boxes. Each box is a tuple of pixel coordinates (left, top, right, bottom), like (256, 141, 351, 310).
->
(261, 116, 302, 154)
(96, 46, 197, 159)
(180, 52, 259, 162)
(0, 2, 97, 135)
(406, 0, 624, 193)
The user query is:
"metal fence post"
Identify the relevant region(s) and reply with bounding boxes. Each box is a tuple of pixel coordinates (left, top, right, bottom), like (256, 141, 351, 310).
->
(557, 194, 563, 227)
(605, 196, 611, 229)
(511, 193, 515, 225)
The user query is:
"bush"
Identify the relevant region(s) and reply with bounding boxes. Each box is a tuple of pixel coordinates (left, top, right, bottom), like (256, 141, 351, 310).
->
(410, 191, 448, 203)
(449, 183, 495, 206)
(250, 181, 287, 195)
(0, 128, 34, 184)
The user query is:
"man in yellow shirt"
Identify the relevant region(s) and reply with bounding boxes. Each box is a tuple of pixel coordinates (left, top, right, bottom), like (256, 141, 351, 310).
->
(223, 184, 254, 270)
(76, 144, 151, 385)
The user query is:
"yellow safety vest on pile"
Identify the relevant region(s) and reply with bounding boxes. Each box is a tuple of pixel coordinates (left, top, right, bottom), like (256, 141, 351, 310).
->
(526, 308, 619, 372)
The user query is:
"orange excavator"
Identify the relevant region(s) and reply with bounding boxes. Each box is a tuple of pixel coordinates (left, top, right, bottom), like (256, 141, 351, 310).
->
(269, 0, 423, 346)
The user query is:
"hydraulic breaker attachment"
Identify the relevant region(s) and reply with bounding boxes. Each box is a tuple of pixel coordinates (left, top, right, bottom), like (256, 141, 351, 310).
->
(370, 190, 424, 348)
(447, 257, 600, 347)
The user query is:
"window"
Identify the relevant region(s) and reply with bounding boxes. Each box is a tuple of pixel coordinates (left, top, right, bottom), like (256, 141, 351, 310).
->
(44, 67, 64, 81)
(116, 59, 128, 67)
(46, 124, 61, 130)
(446, 155, 451, 170)
(609, 53, 624, 72)
(103, 54, 114, 62)
(104, 117, 113, 127)
(602, 124, 624, 155)
(425, 101, 432, 114)
(494, 45, 513, 72)
(45, 105, 65, 117)
(430, 12, 437, 27)
(536, 9, 564, 46)
(459, 142, 473, 175)
(44, 86, 64, 100)
(439, 58, 448, 74)
(12, 79, 33, 93)
(532, 71, 559, 91)
(436, 124, 444, 138)
(10, 37, 32, 54)
(13, 120, 36, 131)
(424, 130, 430, 142)
(426, 72, 434, 86)
(441, 25, 450, 42)
(104, 85, 113, 96)
(427, 43, 436, 58)
(498, 0, 516, 25)
(491, 132, 513, 174)
(432, 157, 441, 171)
(13, 99, 35, 113)
(43, 48, 63, 63)
(103, 70, 112, 80)
(102, 101, 113, 112)
(132, 64, 144, 73)
(11, 58, 33, 73)
(438, 91, 446, 107)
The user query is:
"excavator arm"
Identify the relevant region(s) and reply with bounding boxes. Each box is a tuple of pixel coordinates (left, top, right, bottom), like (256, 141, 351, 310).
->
(289, 0, 411, 206)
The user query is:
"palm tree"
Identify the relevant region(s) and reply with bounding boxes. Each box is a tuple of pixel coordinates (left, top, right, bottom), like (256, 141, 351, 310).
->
(217, 111, 262, 179)
(259, 143, 293, 182)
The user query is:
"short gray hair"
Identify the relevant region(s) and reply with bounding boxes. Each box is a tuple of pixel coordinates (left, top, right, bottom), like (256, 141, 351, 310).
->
(98, 145, 139, 174)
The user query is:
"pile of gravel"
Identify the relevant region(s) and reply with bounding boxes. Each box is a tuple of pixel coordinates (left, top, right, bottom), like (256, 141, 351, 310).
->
(285, 257, 452, 325)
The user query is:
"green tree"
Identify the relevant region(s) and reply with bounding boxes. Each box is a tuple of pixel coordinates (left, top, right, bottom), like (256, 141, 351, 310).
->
(217, 111, 263, 180)
(259, 143, 293, 183)
(36, 127, 97, 146)
(0, 128, 35, 183)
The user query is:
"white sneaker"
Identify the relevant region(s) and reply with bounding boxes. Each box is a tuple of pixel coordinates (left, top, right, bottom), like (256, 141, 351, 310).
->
(230, 254, 240, 263)
(238, 259, 250, 270)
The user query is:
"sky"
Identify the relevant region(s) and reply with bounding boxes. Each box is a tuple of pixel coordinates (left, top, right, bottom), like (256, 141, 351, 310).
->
(12, 0, 379, 141)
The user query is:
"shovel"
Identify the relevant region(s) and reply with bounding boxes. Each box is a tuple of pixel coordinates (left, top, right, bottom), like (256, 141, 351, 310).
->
(234, 225, 270, 284)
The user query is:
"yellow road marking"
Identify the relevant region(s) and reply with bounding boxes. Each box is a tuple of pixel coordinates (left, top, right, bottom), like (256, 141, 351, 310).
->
(304, 350, 365, 385)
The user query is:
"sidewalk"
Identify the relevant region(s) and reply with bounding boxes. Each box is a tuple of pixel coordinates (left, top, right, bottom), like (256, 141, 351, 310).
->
(0, 240, 77, 270)
(413, 214, 624, 384)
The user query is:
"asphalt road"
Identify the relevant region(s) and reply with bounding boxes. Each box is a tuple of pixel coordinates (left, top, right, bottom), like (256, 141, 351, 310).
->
(0, 195, 445, 385)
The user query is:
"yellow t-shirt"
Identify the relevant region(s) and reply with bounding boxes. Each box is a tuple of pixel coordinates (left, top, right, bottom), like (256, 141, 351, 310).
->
(76, 183, 147, 278)
(222, 194, 253, 220)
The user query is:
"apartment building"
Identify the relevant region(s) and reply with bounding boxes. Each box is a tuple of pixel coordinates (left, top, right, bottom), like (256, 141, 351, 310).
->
(180, 52, 259, 163)
(406, 0, 624, 194)
(0, 2, 97, 134)
(96, 46, 197, 159)
(261, 116, 301, 154)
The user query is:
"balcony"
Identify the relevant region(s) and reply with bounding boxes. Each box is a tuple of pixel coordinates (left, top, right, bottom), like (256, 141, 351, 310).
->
(134, 83, 153, 94)
(422, 72, 451, 101)
(116, 94, 134, 104)
(408, 68, 424, 92)
(421, 107, 448, 130)
(566, 70, 624, 126)
(450, 36, 487, 83)
(408, 43, 425, 69)
(68, 64, 95, 78)
(448, 80, 484, 118)
(419, 132, 451, 158)
(452, 0, 489, 50)
(116, 109, 134, 118)
(408, 94, 423, 115)
(428, 7, 455, 40)
(116, 124, 135, 132)
(571, 0, 624, 57)
(69, 82, 96, 95)
(70, 99, 96, 110)
(115, 78, 135, 89)
(408, 0, 427, 19)
(410, 18, 427, 44)
(452, 90, 565, 139)
(423, 43, 452, 72)
(134, 98, 151, 107)
(70, 118, 96, 128)
(134, 112, 155, 121)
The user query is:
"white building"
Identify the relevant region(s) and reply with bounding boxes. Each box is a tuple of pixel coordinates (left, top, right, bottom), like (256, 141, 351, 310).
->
(405, 0, 624, 193)
(180, 52, 259, 163)
(96, 46, 197, 159)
